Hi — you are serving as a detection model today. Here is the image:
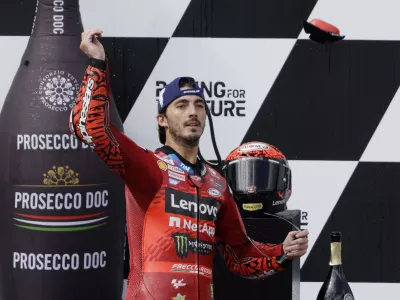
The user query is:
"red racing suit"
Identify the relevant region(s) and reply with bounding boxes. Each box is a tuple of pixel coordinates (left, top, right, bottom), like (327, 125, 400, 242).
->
(69, 62, 290, 300)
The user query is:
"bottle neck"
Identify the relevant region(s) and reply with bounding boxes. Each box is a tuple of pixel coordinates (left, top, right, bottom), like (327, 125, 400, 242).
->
(31, 0, 83, 37)
(329, 241, 342, 266)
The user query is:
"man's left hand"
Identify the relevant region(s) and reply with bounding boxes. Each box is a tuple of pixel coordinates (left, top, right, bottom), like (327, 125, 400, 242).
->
(282, 230, 309, 260)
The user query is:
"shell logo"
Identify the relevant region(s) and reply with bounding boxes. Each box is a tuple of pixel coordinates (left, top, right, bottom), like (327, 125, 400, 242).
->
(157, 160, 167, 171)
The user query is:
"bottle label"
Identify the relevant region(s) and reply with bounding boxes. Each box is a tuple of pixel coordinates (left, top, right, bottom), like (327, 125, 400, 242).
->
(329, 242, 342, 265)
(344, 293, 354, 300)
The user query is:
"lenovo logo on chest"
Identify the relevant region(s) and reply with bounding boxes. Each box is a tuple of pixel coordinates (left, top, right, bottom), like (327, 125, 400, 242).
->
(165, 188, 220, 222)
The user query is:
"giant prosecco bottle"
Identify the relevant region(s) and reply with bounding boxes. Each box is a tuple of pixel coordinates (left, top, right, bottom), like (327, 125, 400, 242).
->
(0, 1, 126, 299)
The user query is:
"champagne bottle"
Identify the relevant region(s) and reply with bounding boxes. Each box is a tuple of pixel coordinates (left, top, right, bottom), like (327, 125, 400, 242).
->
(316, 232, 355, 300)
(0, 1, 126, 300)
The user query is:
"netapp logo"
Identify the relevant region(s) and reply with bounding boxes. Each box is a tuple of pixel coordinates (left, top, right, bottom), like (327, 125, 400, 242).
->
(165, 188, 220, 222)
(156, 81, 246, 117)
(169, 216, 216, 237)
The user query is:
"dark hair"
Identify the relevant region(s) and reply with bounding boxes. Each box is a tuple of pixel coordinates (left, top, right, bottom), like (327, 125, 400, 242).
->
(158, 77, 197, 144)
(179, 77, 196, 89)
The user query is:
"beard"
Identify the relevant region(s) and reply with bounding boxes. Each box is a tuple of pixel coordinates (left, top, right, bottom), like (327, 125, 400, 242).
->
(168, 121, 205, 148)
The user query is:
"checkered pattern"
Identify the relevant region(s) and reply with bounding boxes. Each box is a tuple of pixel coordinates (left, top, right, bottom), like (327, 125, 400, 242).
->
(1, 0, 400, 298)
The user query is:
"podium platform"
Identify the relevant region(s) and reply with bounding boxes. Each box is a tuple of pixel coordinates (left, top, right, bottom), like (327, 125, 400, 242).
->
(213, 210, 301, 300)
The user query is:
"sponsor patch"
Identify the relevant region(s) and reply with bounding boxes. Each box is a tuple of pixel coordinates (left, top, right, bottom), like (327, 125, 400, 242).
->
(168, 170, 185, 181)
(272, 199, 286, 206)
(171, 263, 212, 278)
(165, 188, 220, 222)
(179, 163, 191, 173)
(183, 89, 201, 94)
(208, 188, 221, 197)
(78, 78, 95, 147)
(172, 233, 213, 259)
(168, 154, 194, 174)
(172, 293, 186, 300)
(243, 203, 263, 211)
(169, 178, 180, 186)
(238, 142, 269, 153)
(171, 279, 186, 289)
(154, 153, 174, 164)
(168, 164, 184, 174)
(157, 160, 167, 171)
(168, 216, 215, 237)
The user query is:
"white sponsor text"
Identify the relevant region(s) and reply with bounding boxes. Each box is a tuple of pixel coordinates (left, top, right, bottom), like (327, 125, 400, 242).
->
(17, 134, 88, 150)
(15, 190, 109, 210)
(13, 251, 106, 271)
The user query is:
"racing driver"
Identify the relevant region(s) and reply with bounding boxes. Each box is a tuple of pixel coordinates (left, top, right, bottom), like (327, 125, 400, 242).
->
(69, 28, 309, 300)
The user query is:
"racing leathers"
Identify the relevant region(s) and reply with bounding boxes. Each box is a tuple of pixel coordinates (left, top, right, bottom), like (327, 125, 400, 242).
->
(69, 62, 291, 300)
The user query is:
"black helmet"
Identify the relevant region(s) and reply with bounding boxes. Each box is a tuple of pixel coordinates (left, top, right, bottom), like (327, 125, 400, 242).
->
(224, 141, 292, 216)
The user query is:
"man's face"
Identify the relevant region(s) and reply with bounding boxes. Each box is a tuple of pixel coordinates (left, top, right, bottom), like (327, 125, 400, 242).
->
(159, 94, 207, 146)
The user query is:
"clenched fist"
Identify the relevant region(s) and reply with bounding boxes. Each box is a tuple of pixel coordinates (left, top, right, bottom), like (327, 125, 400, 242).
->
(80, 28, 105, 61)
(282, 230, 309, 260)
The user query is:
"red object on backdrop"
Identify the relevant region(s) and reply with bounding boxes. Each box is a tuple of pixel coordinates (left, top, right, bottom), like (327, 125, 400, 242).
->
(303, 18, 345, 44)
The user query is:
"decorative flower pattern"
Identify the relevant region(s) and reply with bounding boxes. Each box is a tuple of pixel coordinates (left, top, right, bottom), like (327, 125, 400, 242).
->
(43, 75, 76, 106)
(43, 166, 79, 185)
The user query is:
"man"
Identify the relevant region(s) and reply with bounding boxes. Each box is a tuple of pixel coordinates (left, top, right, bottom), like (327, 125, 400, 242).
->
(69, 28, 309, 300)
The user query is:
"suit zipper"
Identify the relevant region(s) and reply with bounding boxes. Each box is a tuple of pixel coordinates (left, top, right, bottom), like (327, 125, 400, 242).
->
(196, 186, 200, 300)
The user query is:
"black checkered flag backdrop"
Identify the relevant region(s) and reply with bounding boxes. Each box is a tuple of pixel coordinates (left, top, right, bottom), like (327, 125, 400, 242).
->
(1, 0, 400, 299)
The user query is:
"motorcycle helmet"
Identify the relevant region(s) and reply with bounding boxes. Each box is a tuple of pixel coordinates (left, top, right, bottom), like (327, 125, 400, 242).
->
(224, 141, 292, 216)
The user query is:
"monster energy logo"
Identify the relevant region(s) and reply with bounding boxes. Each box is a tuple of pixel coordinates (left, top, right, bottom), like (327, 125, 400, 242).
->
(174, 234, 190, 259)
(172, 234, 213, 259)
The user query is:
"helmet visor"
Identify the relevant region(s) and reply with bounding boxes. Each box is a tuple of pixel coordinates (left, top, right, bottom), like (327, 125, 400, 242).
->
(225, 157, 291, 195)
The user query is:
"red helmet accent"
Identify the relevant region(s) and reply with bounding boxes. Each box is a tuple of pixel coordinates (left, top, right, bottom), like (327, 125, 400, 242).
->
(226, 141, 286, 161)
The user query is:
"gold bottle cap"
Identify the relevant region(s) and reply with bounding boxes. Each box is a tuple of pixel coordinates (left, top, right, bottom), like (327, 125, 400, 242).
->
(329, 242, 342, 265)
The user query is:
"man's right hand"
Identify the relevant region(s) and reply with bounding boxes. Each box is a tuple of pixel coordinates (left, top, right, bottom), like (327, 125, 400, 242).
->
(282, 229, 309, 260)
(80, 28, 106, 61)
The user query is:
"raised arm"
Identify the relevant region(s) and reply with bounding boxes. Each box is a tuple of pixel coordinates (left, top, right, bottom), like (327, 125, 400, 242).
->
(69, 29, 162, 200)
